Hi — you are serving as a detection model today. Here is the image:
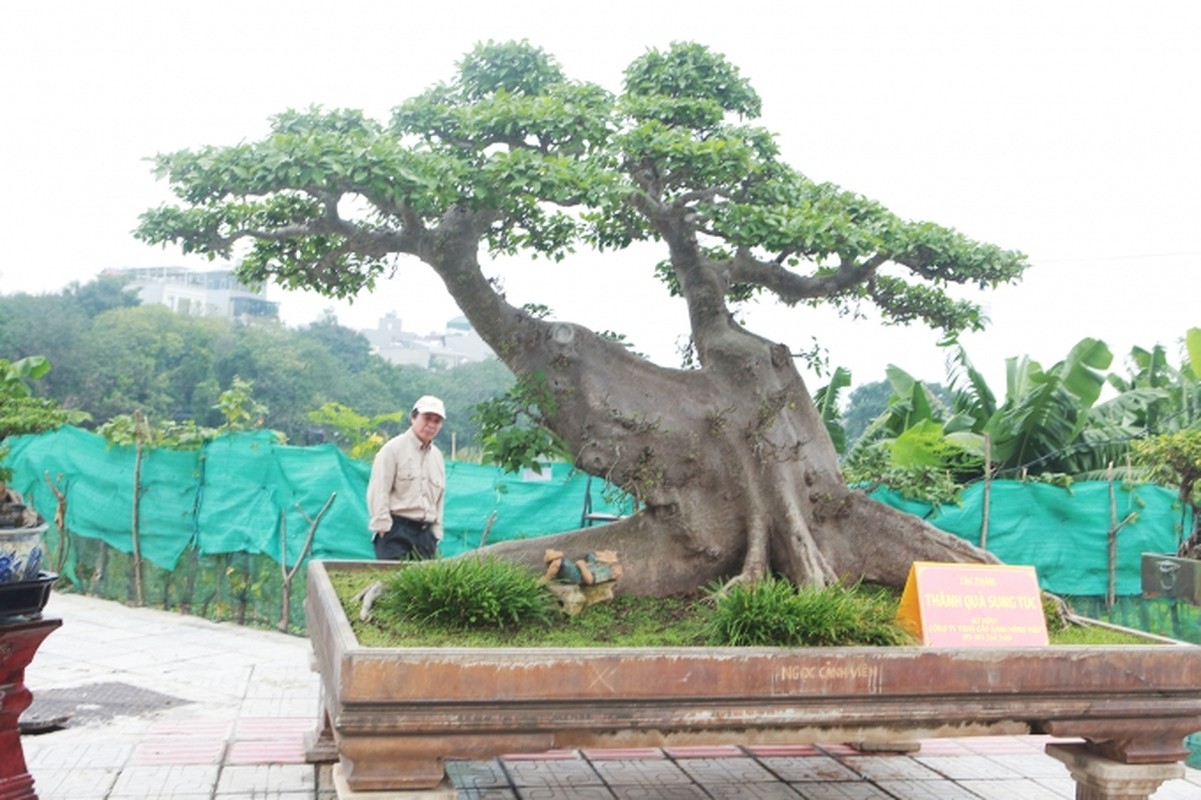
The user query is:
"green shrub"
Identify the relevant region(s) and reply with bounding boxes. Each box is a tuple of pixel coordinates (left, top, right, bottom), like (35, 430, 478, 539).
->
(708, 578, 911, 647)
(375, 556, 553, 631)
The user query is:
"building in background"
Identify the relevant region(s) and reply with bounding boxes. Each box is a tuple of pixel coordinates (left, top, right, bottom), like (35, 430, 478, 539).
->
(106, 267, 279, 321)
(104, 266, 492, 369)
(361, 313, 494, 369)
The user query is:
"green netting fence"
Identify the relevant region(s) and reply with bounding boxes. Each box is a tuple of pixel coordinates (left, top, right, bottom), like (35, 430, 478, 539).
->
(5, 426, 636, 632)
(4, 426, 1196, 638)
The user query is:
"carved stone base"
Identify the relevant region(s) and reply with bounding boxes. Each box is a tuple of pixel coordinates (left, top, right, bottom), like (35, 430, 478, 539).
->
(1047, 743, 1184, 800)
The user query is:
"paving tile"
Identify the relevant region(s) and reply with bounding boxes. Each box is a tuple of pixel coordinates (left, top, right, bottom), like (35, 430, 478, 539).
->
(503, 757, 606, 787)
(871, 780, 983, 798)
(503, 750, 581, 761)
(107, 764, 220, 798)
(915, 754, 1023, 780)
(835, 755, 944, 782)
(27, 766, 119, 799)
(147, 718, 234, 737)
(458, 789, 521, 800)
(674, 756, 779, 784)
(448, 758, 511, 789)
(609, 786, 713, 800)
(239, 697, 318, 717)
(1032, 777, 1078, 797)
(744, 745, 824, 757)
(958, 778, 1072, 799)
(1153, 778, 1201, 800)
(589, 758, 695, 787)
(235, 716, 315, 739)
(664, 744, 745, 758)
(514, 786, 616, 799)
(961, 735, 1073, 755)
(225, 737, 308, 764)
(788, 783, 896, 799)
(701, 782, 804, 798)
(216, 763, 317, 794)
(24, 739, 135, 769)
(582, 748, 666, 760)
(756, 755, 862, 782)
(984, 752, 1072, 779)
(129, 736, 227, 765)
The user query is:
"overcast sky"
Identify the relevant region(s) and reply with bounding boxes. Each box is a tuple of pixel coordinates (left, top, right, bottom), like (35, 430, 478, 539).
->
(2, 1, 1198, 394)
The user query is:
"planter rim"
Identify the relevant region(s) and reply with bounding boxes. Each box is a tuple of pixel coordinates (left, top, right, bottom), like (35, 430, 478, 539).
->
(0, 523, 48, 535)
(311, 559, 1198, 656)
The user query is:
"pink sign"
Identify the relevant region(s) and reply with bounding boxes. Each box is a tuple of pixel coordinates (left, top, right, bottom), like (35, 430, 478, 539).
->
(897, 562, 1049, 646)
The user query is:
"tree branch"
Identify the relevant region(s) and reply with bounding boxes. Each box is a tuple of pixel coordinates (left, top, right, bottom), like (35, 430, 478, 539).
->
(728, 249, 885, 301)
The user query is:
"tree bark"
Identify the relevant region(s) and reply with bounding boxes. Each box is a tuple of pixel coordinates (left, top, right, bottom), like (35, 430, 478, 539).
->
(410, 217, 997, 595)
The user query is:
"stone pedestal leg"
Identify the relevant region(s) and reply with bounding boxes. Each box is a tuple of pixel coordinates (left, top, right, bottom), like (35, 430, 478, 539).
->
(304, 703, 339, 764)
(1046, 743, 1184, 800)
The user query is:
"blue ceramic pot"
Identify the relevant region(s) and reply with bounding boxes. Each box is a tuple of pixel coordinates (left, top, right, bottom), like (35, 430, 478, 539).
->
(0, 524, 46, 585)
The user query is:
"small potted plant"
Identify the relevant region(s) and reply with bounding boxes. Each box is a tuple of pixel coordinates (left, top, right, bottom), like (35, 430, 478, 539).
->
(0, 356, 85, 592)
(0, 453, 47, 583)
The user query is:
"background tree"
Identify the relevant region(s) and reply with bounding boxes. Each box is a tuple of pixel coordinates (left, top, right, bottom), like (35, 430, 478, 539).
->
(840, 380, 893, 447)
(1, 275, 514, 450)
(1131, 429, 1201, 558)
(0, 292, 94, 407)
(79, 305, 224, 425)
(297, 313, 375, 373)
(137, 41, 1030, 594)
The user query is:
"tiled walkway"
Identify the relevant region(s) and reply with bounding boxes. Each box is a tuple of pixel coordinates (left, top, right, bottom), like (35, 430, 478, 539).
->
(22, 592, 324, 799)
(16, 591, 1201, 798)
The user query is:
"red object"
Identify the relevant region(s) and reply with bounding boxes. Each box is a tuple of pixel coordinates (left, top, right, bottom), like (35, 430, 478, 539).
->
(0, 616, 61, 800)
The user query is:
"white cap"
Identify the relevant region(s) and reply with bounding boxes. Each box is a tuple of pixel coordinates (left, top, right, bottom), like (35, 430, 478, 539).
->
(412, 395, 446, 419)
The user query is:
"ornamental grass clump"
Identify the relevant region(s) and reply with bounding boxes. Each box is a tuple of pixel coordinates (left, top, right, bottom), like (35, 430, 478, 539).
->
(376, 556, 554, 632)
(709, 578, 912, 647)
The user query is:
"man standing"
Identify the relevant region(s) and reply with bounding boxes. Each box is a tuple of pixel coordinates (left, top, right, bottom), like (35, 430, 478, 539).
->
(367, 395, 447, 560)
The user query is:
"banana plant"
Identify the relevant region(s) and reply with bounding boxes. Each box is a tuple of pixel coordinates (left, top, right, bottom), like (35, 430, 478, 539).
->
(813, 366, 852, 455)
(983, 337, 1113, 476)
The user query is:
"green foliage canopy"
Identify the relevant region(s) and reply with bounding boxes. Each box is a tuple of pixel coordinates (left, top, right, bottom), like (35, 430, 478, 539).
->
(136, 40, 1029, 342)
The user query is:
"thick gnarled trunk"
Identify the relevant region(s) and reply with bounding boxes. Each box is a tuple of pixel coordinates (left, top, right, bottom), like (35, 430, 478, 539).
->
(476, 313, 996, 595)
(411, 208, 996, 596)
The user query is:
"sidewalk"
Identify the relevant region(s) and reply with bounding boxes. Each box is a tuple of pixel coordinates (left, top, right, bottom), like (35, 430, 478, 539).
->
(17, 591, 1201, 799)
(22, 592, 325, 799)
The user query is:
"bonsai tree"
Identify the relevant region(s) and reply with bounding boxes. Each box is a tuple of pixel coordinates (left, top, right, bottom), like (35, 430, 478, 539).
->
(137, 42, 1028, 595)
(1131, 429, 1201, 559)
(1126, 329, 1201, 558)
(0, 356, 84, 527)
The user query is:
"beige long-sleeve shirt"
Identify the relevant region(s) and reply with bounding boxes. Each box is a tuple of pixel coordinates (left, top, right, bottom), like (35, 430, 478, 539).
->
(366, 428, 446, 540)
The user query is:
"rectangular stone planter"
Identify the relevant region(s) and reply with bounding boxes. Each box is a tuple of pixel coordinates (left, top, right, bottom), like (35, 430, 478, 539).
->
(305, 559, 1201, 797)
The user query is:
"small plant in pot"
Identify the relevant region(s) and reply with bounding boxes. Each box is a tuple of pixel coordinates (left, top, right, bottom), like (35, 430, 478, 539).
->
(0, 356, 87, 586)
(0, 453, 47, 583)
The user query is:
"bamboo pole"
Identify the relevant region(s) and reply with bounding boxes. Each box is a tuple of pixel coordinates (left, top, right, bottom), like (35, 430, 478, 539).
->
(1107, 462, 1117, 612)
(980, 434, 991, 551)
(130, 412, 146, 607)
(1105, 461, 1136, 613)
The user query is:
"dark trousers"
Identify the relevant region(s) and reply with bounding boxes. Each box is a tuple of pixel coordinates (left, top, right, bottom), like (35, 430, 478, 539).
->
(374, 515, 438, 561)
